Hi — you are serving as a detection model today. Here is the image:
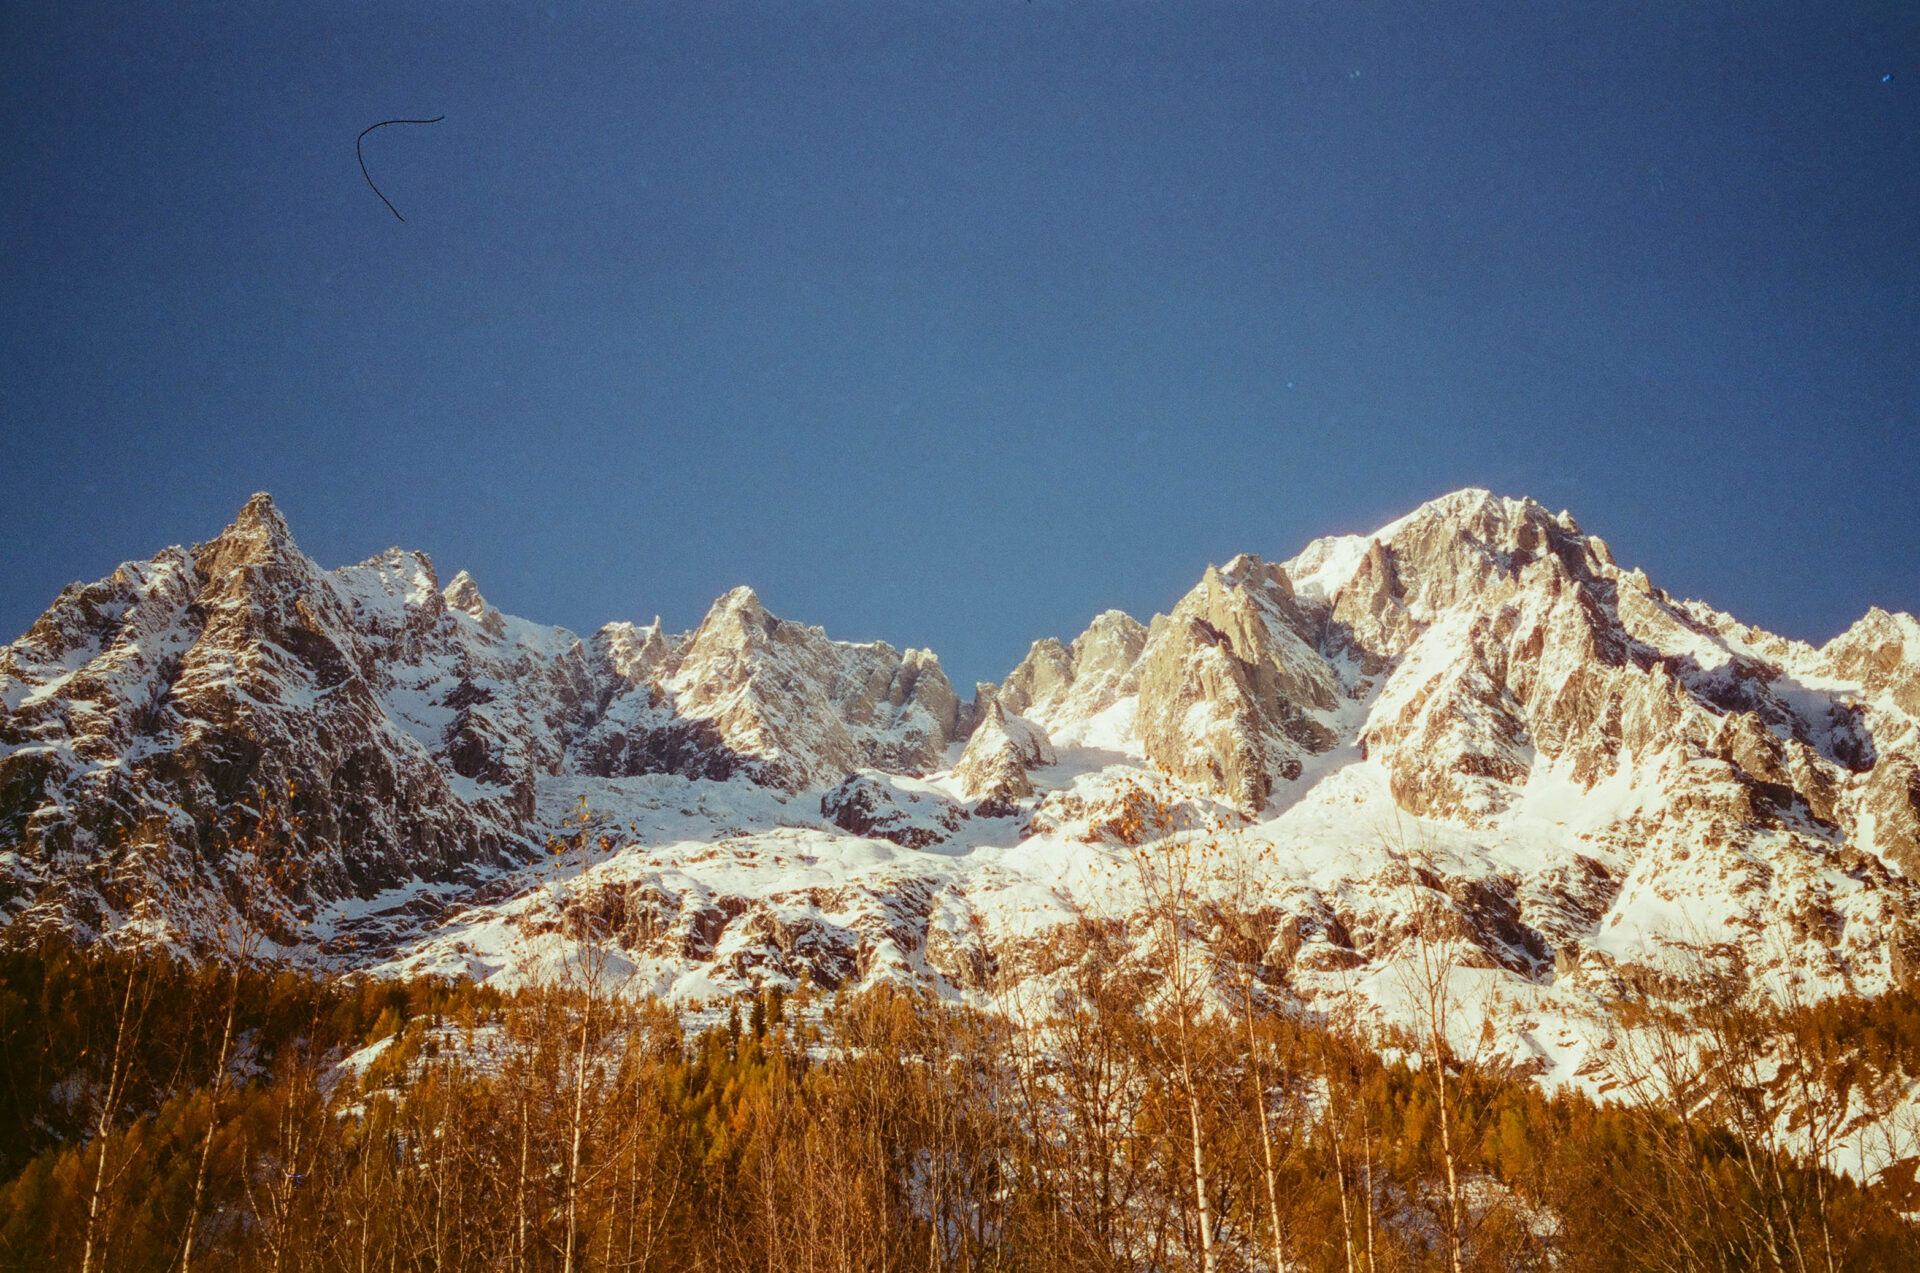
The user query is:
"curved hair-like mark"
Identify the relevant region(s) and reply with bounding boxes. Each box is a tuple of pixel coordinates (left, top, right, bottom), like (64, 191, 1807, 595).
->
(357, 116, 445, 222)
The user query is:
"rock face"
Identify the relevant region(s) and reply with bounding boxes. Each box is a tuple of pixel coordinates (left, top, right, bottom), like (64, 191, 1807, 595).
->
(1292, 492, 1876, 842)
(936, 488, 1920, 1012)
(952, 700, 1057, 811)
(996, 610, 1148, 729)
(1132, 555, 1340, 810)
(1813, 608, 1920, 873)
(996, 639, 1074, 721)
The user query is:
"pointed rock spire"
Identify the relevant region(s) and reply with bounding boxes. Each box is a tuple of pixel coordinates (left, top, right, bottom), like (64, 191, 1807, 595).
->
(194, 492, 304, 582)
(592, 617, 676, 687)
(443, 569, 486, 615)
(443, 570, 508, 638)
(954, 699, 1056, 809)
(682, 585, 779, 656)
(1134, 554, 1340, 811)
(998, 638, 1074, 719)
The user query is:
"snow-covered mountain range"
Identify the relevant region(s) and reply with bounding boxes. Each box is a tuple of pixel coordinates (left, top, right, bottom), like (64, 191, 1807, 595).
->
(5, 488, 1920, 1090)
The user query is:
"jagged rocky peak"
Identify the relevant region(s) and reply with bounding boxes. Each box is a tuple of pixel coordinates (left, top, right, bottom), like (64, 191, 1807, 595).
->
(337, 488, 1920, 1047)
(599, 585, 968, 792)
(442, 569, 506, 638)
(965, 680, 1000, 731)
(997, 638, 1073, 719)
(591, 616, 676, 688)
(186, 494, 335, 652)
(0, 492, 626, 949)
(1804, 607, 1920, 874)
(1304, 488, 1920, 879)
(15, 483, 1920, 1023)
(443, 569, 486, 614)
(1133, 552, 1343, 812)
(891, 647, 963, 742)
(193, 491, 301, 581)
(664, 586, 796, 707)
(953, 698, 1056, 811)
(5, 546, 194, 679)
(1822, 607, 1920, 717)
(569, 584, 971, 792)
(689, 585, 776, 649)
(1072, 609, 1149, 678)
(1052, 609, 1149, 727)
(1372, 487, 1578, 577)
(1287, 488, 1621, 667)
(1202, 554, 1326, 671)
(985, 610, 1149, 731)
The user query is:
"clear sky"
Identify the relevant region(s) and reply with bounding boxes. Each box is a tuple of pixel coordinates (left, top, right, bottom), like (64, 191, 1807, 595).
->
(3, 2, 1916, 689)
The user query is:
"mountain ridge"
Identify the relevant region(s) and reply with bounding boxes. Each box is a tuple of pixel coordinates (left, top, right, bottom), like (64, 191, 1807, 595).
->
(5, 487, 1920, 1107)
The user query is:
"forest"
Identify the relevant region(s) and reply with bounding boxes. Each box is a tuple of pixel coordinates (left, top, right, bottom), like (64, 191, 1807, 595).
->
(2, 916, 1918, 1273)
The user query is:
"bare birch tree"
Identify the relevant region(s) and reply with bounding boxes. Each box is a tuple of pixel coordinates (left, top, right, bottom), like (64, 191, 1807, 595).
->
(1127, 784, 1220, 1273)
(1383, 820, 1467, 1273)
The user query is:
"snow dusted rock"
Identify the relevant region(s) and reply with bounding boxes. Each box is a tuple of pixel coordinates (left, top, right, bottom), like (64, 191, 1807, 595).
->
(591, 618, 675, 687)
(625, 587, 961, 790)
(1061, 610, 1149, 716)
(820, 773, 969, 849)
(0, 495, 591, 946)
(1133, 554, 1341, 811)
(443, 570, 506, 638)
(0, 497, 961, 949)
(346, 488, 1920, 1103)
(569, 586, 964, 791)
(1254, 489, 1920, 1004)
(993, 610, 1149, 731)
(996, 639, 1074, 721)
(896, 648, 964, 748)
(1821, 608, 1920, 716)
(952, 700, 1057, 811)
(1814, 608, 1920, 872)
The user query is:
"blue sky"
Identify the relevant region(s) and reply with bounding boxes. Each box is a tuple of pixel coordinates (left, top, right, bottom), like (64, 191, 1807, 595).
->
(3, 2, 1916, 688)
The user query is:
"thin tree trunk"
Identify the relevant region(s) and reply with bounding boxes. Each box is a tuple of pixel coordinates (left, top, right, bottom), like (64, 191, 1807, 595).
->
(1332, 1124, 1358, 1273)
(517, 1068, 532, 1273)
(1431, 1018, 1464, 1273)
(179, 963, 240, 1273)
(80, 964, 144, 1273)
(565, 1001, 592, 1273)
(1180, 1025, 1217, 1273)
(1240, 975, 1287, 1273)
(1360, 1099, 1377, 1273)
